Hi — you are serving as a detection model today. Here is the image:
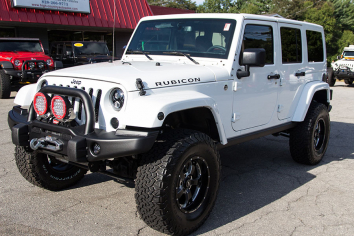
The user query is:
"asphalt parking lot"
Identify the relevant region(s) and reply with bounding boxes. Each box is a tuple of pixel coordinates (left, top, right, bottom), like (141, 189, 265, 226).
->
(1, 81, 354, 236)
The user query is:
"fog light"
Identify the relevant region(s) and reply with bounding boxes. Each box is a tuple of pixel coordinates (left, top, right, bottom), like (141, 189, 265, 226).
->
(93, 143, 101, 155)
(28, 62, 35, 70)
(111, 117, 119, 129)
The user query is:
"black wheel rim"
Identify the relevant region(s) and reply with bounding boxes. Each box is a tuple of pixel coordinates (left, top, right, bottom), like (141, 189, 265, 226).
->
(47, 156, 73, 172)
(314, 118, 326, 152)
(176, 156, 210, 214)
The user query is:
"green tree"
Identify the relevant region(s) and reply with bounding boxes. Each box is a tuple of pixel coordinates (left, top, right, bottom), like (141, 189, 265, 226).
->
(197, 0, 237, 13)
(147, 0, 197, 10)
(329, 0, 354, 31)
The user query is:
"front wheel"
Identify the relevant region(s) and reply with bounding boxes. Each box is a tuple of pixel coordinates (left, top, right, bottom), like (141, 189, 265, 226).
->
(0, 70, 11, 98)
(289, 102, 330, 165)
(135, 129, 221, 235)
(15, 146, 87, 190)
(344, 79, 353, 85)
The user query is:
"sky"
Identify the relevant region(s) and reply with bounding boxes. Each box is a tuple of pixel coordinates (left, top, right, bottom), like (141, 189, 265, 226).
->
(194, 0, 204, 5)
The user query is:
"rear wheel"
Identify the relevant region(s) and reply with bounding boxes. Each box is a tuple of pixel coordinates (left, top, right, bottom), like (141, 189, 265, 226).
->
(135, 129, 221, 235)
(289, 102, 330, 165)
(0, 70, 11, 98)
(15, 146, 87, 190)
(326, 68, 336, 87)
(344, 79, 353, 85)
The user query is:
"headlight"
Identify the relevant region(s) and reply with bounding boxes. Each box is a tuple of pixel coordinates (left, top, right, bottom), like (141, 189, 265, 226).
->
(38, 62, 45, 69)
(46, 59, 53, 66)
(28, 62, 35, 69)
(14, 60, 21, 66)
(110, 88, 124, 111)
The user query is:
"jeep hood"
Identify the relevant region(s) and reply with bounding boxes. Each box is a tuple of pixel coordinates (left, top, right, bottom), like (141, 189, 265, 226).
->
(43, 60, 228, 91)
(0, 52, 49, 61)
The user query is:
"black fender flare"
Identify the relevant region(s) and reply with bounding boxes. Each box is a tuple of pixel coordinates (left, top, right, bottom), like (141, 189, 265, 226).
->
(0, 61, 14, 69)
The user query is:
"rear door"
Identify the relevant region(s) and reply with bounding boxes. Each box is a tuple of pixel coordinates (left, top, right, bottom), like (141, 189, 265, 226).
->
(277, 23, 306, 120)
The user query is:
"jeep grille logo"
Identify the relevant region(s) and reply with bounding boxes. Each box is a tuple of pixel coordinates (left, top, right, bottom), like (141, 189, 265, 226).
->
(71, 79, 82, 85)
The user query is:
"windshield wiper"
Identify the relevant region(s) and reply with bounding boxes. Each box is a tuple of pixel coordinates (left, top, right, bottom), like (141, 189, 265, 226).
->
(126, 50, 153, 60)
(163, 51, 199, 64)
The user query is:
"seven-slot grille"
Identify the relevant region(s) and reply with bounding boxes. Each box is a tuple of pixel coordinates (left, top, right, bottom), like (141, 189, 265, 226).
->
(52, 84, 102, 124)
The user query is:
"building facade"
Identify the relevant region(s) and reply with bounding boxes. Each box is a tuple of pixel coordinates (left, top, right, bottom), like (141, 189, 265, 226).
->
(0, 0, 153, 57)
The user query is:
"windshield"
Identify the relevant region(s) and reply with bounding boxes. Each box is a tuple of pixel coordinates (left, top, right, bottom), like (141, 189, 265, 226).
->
(343, 51, 354, 57)
(0, 40, 43, 52)
(127, 19, 236, 59)
(73, 42, 110, 55)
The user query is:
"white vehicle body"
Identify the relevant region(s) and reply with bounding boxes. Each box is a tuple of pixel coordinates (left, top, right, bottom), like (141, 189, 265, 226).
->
(9, 13, 332, 235)
(14, 13, 330, 146)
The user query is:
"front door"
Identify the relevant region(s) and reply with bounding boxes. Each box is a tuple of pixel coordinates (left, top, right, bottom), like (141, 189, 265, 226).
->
(232, 21, 279, 132)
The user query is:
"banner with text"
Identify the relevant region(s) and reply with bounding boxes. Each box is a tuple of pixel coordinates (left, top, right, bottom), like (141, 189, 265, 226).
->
(12, 0, 90, 14)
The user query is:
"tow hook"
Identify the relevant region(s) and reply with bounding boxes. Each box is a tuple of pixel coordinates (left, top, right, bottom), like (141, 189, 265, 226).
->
(30, 136, 64, 151)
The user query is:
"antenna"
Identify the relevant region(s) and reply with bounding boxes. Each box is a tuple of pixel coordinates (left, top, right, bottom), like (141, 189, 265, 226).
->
(111, 0, 116, 63)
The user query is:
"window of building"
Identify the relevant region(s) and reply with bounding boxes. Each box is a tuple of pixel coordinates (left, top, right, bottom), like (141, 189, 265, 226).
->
(241, 24, 274, 64)
(306, 30, 324, 62)
(281, 27, 302, 63)
(0, 28, 15, 37)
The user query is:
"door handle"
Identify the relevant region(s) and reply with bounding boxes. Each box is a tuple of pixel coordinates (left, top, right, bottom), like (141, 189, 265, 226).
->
(267, 74, 280, 79)
(295, 72, 305, 76)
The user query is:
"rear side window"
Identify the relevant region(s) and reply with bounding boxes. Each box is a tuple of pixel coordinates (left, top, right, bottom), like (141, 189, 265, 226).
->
(241, 24, 274, 64)
(281, 27, 302, 63)
(306, 30, 324, 62)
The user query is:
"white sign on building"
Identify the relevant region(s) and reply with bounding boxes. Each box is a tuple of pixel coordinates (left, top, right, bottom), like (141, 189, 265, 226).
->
(12, 0, 91, 14)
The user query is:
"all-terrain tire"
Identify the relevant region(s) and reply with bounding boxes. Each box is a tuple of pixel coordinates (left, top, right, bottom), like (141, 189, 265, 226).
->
(135, 129, 221, 235)
(344, 79, 353, 85)
(326, 68, 336, 87)
(289, 102, 330, 165)
(15, 146, 87, 190)
(0, 70, 11, 98)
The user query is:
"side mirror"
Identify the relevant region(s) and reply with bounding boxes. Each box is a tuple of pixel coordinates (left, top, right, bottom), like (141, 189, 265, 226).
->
(237, 48, 266, 79)
(54, 61, 63, 70)
(66, 51, 72, 57)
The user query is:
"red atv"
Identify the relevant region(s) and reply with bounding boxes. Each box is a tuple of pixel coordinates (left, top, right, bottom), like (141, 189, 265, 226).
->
(0, 38, 62, 98)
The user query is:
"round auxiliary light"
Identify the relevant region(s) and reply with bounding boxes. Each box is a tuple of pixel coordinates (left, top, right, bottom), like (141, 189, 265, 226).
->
(110, 88, 124, 111)
(38, 62, 45, 69)
(92, 143, 101, 155)
(51, 95, 67, 120)
(33, 92, 49, 116)
(28, 62, 35, 70)
(14, 60, 21, 67)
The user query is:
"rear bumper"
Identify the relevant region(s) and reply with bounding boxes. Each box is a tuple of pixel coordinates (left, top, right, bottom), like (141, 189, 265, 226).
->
(9, 107, 158, 163)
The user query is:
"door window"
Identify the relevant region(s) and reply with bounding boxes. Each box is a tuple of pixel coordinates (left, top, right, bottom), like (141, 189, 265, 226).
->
(241, 24, 274, 64)
(306, 30, 324, 62)
(280, 27, 302, 63)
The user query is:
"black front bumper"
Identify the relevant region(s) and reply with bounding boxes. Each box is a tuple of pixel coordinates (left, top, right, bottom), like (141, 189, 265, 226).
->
(8, 86, 159, 163)
(4, 60, 51, 81)
(333, 69, 354, 79)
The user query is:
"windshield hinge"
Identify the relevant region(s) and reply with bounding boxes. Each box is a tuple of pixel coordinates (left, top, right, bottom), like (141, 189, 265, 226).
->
(136, 78, 146, 96)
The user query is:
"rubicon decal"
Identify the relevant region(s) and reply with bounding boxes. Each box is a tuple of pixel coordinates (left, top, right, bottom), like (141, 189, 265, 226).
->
(155, 78, 201, 86)
(71, 79, 82, 85)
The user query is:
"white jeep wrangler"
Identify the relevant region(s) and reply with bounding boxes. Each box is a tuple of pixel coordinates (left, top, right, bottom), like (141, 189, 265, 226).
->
(8, 14, 331, 235)
(328, 45, 354, 86)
